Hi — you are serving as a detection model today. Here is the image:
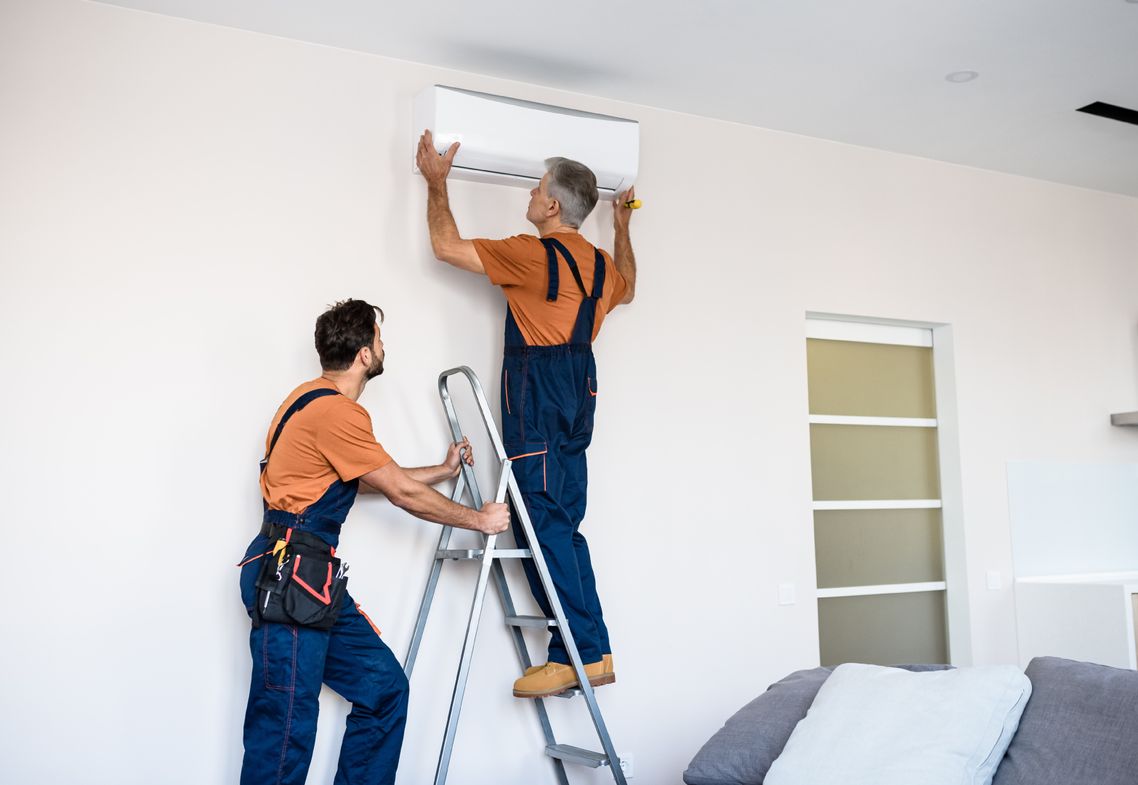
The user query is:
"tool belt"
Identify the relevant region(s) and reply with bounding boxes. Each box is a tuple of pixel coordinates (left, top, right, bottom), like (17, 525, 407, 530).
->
(253, 523, 349, 630)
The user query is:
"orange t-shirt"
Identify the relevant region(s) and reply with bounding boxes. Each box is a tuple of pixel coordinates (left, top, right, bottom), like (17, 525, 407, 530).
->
(473, 233, 627, 346)
(260, 378, 393, 514)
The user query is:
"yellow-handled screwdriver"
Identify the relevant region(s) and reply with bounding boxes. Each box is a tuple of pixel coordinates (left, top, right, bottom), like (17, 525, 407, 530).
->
(624, 199, 642, 209)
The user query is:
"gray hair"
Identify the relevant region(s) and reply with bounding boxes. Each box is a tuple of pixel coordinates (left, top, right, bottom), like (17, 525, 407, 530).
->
(544, 157, 598, 228)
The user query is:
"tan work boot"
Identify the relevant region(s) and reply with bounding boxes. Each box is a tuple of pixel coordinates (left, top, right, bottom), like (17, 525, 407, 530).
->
(603, 653, 616, 683)
(525, 653, 616, 679)
(513, 660, 610, 698)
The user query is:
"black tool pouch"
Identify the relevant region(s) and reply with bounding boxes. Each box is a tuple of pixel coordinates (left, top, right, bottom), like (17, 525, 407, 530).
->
(253, 535, 348, 631)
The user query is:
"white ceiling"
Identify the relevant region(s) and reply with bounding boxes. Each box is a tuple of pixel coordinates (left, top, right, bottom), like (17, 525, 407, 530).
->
(96, 0, 1138, 197)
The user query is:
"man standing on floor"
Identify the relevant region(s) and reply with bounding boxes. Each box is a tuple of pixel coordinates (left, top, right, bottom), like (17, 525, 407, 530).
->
(237, 298, 509, 785)
(415, 130, 638, 699)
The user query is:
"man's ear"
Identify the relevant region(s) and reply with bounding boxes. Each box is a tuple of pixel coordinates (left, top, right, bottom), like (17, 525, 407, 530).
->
(548, 199, 560, 218)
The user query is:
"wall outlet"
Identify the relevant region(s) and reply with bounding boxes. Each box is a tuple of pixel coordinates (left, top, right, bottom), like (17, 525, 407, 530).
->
(778, 583, 797, 606)
(618, 753, 634, 778)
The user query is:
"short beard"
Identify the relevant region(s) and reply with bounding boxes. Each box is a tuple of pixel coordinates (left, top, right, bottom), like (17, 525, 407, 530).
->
(366, 357, 384, 379)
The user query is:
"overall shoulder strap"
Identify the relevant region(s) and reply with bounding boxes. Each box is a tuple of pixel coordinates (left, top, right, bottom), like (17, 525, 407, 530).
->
(541, 237, 587, 301)
(540, 237, 560, 302)
(260, 387, 341, 473)
(590, 247, 606, 300)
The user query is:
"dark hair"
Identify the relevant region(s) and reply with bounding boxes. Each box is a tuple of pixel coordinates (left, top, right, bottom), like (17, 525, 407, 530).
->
(544, 157, 599, 228)
(314, 299, 384, 371)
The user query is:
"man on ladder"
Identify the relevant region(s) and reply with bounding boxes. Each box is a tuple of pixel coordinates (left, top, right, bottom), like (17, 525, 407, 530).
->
(416, 130, 638, 699)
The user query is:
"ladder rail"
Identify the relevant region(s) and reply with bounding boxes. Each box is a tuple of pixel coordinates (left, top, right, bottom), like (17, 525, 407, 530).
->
(403, 474, 464, 677)
(438, 366, 509, 465)
(504, 469, 626, 783)
(433, 462, 511, 785)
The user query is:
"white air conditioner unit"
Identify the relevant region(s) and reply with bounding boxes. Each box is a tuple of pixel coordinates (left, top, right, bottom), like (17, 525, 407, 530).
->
(413, 85, 638, 200)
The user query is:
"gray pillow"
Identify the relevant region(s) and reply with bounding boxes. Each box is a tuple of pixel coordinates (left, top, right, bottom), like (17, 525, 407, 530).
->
(992, 656, 1138, 785)
(683, 664, 952, 785)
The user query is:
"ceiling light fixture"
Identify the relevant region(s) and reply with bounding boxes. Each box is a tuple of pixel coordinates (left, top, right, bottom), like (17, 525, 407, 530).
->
(945, 70, 980, 83)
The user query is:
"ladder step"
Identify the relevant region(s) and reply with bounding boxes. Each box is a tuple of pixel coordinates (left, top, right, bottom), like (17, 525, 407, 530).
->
(436, 549, 482, 560)
(436, 548, 533, 560)
(545, 744, 610, 768)
(504, 615, 558, 628)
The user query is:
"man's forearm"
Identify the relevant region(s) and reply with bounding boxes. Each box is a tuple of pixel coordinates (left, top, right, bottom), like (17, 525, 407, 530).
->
(427, 182, 462, 259)
(395, 480, 482, 530)
(614, 224, 637, 302)
(403, 464, 453, 486)
(421, 176, 485, 273)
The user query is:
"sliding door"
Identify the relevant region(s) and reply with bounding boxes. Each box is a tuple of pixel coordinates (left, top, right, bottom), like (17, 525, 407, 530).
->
(807, 319, 948, 666)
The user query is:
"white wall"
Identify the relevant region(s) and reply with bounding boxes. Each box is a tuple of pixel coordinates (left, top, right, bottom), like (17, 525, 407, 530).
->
(2, 1, 1136, 783)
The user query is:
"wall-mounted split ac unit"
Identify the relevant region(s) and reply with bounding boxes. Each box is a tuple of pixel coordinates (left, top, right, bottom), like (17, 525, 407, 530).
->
(413, 85, 639, 200)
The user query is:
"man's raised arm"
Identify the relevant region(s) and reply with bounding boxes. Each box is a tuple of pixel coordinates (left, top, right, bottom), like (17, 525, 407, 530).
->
(416, 130, 484, 274)
(614, 186, 637, 303)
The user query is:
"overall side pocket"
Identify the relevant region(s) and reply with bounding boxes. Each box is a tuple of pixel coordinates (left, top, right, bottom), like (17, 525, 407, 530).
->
(505, 441, 548, 494)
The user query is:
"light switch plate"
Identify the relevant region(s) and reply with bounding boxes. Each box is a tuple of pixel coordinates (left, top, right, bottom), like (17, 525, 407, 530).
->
(778, 583, 796, 605)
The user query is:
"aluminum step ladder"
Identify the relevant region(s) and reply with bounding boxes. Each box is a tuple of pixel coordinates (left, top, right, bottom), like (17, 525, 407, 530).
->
(404, 366, 626, 785)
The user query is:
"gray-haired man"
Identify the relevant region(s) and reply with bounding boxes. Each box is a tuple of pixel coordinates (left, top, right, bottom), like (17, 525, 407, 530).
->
(416, 129, 637, 698)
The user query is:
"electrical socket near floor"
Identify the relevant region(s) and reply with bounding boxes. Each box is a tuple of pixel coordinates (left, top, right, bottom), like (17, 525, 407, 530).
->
(618, 753, 634, 778)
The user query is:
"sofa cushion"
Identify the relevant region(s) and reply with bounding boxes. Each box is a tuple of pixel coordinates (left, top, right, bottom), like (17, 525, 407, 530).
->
(992, 656, 1138, 785)
(682, 664, 951, 785)
(762, 663, 1031, 785)
(682, 667, 828, 785)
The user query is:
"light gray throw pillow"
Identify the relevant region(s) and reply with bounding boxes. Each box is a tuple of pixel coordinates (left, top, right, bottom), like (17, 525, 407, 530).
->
(763, 663, 1031, 785)
(683, 664, 951, 785)
(992, 656, 1138, 785)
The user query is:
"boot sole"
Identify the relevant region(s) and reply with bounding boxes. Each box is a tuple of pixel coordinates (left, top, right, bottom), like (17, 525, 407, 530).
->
(513, 673, 616, 699)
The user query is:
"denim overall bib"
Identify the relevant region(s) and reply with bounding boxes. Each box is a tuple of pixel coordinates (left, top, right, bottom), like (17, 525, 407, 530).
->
(501, 236, 612, 666)
(237, 388, 408, 785)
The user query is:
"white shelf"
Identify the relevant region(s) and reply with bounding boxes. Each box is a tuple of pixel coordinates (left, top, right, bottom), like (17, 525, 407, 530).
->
(1017, 571, 1138, 588)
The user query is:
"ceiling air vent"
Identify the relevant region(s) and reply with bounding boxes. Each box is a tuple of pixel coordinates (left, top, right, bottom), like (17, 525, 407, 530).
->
(1077, 101, 1138, 127)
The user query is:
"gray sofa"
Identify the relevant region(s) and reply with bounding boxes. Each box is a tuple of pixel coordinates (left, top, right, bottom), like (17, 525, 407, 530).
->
(683, 656, 1138, 785)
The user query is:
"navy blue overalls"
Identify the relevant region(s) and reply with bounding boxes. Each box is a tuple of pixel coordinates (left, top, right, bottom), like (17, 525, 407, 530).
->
(501, 237, 612, 666)
(237, 388, 409, 785)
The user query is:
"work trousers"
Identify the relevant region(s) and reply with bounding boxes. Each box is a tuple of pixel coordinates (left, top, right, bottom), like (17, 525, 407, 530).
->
(503, 345, 611, 666)
(239, 536, 408, 785)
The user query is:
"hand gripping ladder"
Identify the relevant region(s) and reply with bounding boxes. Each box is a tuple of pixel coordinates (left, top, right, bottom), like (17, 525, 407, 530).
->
(404, 366, 626, 785)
